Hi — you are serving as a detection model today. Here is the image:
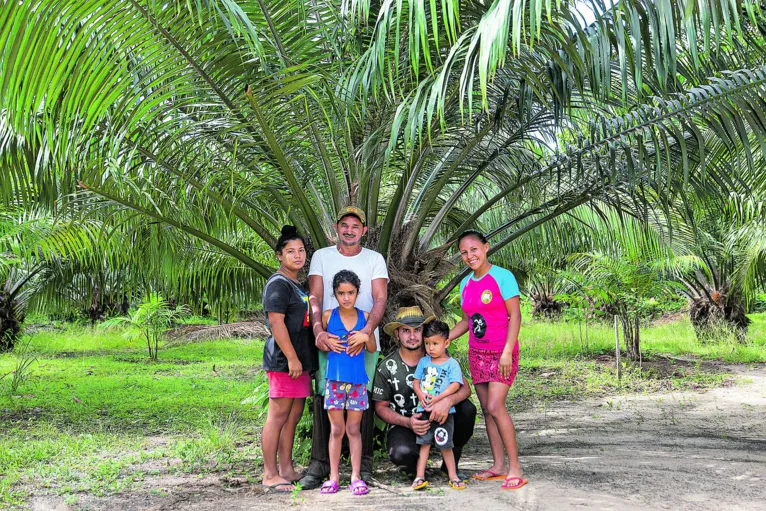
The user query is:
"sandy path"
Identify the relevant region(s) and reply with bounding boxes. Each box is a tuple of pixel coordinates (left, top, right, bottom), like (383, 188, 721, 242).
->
(32, 364, 766, 511)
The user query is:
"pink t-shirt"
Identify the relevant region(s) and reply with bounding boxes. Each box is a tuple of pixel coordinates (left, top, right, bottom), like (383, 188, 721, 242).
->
(460, 265, 520, 351)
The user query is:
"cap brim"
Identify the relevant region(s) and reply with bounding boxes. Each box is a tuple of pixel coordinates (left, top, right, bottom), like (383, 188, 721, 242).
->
(336, 213, 365, 225)
(382, 315, 436, 336)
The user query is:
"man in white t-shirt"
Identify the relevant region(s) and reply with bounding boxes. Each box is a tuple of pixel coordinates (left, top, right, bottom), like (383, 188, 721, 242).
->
(300, 206, 389, 489)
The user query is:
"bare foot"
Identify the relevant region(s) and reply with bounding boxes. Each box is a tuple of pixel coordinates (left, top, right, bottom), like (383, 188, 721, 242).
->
(279, 468, 304, 482)
(472, 465, 507, 480)
(507, 462, 524, 479)
(262, 476, 295, 491)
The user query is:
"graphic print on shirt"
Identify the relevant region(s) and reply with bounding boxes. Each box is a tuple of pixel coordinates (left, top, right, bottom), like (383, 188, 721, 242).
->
(481, 289, 493, 304)
(301, 294, 310, 327)
(471, 312, 487, 338)
(373, 352, 423, 417)
(421, 366, 438, 393)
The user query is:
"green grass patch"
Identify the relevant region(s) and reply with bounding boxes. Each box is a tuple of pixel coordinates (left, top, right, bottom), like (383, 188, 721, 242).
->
(1, 333, 264, 433)
(507, 358, 730, 411)
(1, 327, 268, 508)
(517, 312, 766, 363)
(0, 424, 153, 507)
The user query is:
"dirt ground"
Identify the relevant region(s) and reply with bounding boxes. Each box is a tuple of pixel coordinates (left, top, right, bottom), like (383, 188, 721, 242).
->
(31, 364, 766, 511)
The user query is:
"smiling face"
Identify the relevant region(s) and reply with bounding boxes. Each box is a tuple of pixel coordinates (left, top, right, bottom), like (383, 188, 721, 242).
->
(333, 282, 359, 310)
(395, 324, 424, 351)
(458, 235, 490, 272)
(335, 215, 367, 247)
(276, 239, 306, 272)
(423, 334, 449, 359)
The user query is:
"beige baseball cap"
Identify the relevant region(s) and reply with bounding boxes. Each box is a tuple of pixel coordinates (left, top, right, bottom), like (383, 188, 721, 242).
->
(336, 206, 366, 225)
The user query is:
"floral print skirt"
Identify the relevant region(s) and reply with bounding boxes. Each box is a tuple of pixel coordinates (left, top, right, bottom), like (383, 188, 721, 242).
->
(468, 342, 519, 386)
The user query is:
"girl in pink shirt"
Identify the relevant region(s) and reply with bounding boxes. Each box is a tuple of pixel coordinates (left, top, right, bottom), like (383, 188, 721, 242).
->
(448, 230, 527, 491)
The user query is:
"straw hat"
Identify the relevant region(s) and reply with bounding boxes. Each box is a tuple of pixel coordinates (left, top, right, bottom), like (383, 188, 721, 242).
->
(383, 306, 436, 336)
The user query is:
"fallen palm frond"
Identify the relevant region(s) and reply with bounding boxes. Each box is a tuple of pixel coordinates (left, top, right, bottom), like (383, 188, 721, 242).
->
(167, 321, 269, 342)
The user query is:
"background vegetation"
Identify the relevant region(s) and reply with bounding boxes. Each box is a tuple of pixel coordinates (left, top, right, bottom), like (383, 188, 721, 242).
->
(2, 0, 766, 508)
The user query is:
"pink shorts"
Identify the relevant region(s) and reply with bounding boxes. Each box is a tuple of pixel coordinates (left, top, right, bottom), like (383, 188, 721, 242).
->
(468, 342, 519, 386)
(266, 371, 311, 398)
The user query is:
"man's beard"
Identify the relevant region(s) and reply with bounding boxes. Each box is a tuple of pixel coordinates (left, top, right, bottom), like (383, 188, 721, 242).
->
(339, 236, 359, 246)
(401, 342, 423, 351)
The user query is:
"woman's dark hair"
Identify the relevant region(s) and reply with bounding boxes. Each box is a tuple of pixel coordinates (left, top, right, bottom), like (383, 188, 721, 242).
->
(423, 320, 450, 339)
(457, 229, 488, 246)
(275, 225, 305, 254)
(332, 270, 361, 293)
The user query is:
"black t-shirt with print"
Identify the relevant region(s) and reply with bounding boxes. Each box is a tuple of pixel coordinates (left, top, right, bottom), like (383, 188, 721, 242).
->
(372, 350, 420, 417)
(262, 274, 317, 373)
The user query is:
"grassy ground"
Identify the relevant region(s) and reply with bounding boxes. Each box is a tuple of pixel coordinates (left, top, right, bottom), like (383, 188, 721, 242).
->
(0, 330, 265, 508)
(1, 314, 765, 508)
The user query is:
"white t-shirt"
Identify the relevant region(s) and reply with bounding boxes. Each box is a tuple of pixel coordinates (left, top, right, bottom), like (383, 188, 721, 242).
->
(308, 245, 389, 349)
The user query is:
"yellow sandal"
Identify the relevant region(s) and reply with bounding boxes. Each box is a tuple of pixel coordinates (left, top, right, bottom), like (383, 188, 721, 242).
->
(412, 477, 429, 490)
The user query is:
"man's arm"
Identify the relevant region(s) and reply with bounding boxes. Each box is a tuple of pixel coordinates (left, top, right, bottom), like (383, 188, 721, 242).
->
(308, 274, 324, 338)
(362, 277, 387, 336)
(374, 400, 430, 436)
(347, 277, 387, 355)
(308, 275, 341, 352)
(428, 377, 472, 424)
(430, 381, 461, 405)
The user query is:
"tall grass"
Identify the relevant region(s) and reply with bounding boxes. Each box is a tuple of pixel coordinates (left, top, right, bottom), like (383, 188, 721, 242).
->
(519, 313, 766, 364)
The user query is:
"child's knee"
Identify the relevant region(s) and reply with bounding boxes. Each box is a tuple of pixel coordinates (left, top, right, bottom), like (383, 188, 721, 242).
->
(330, 423, 346, 439)
(345, 420, 361, 438)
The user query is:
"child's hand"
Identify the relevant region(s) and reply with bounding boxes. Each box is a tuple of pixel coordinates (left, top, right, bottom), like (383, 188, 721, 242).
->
(346, 331, 369, 356)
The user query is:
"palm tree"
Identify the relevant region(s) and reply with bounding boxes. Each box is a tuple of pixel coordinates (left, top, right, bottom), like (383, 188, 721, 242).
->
(0, 208, 100, 349)
(1, 0, 765, 329)
(653, 193, 766, 340)
(574, 250, 675, 359)
(100, 293, 189, 360)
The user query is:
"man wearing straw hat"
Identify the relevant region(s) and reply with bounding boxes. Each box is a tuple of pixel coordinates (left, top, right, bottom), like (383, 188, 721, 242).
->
(373, 305, 476, 479)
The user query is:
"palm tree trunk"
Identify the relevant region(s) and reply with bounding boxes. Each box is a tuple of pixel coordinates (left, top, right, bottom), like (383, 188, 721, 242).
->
(621, 312, 641, 360)
(690, 291, 751, 342)
(0, 289, 22, 352)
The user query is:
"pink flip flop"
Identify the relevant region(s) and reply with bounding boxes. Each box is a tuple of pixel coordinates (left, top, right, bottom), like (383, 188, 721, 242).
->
(471, 469, 506, 481)
(349, 479, 369, 495)
(502, 476, 529, 490)
(320, 480, 339, 494)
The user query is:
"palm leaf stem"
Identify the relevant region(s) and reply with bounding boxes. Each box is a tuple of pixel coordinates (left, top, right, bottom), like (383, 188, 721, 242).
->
(401, 116, 498, 265)
(126, 0, 257, 141)
(134, 146, 277, 247)
(79, 181, 273, 278)
(245, 88, 328, 246)
(419, 109, 550, 251)
(254, 0, 290, 66)
(437, 189, 593, 301)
